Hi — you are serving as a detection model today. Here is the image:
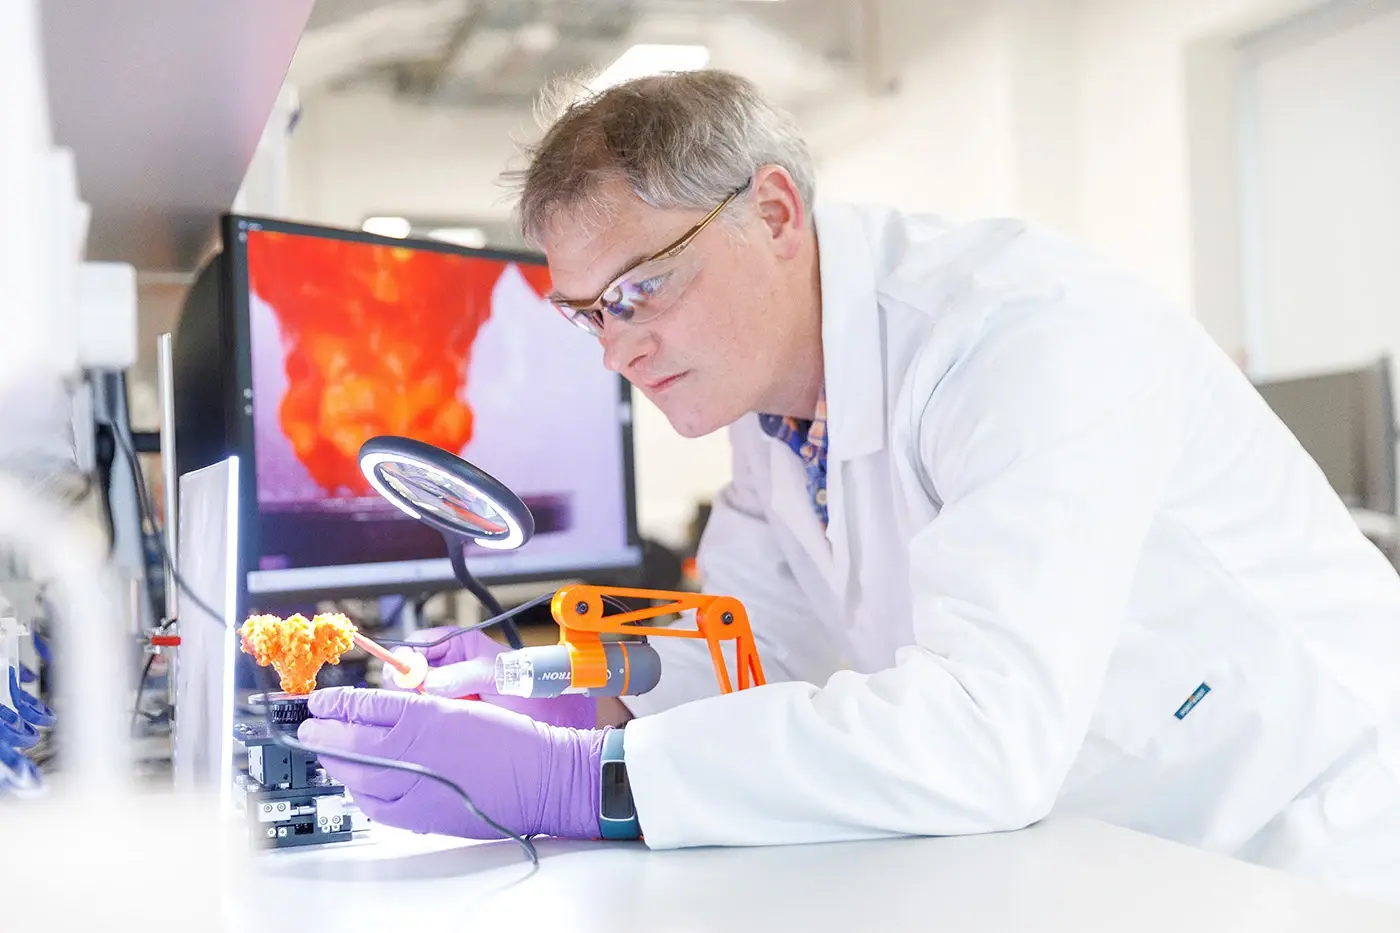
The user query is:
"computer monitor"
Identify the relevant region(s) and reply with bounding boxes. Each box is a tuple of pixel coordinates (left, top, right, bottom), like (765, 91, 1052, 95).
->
(1253, 356, 1397, 516)
(174, 216, 642, 601)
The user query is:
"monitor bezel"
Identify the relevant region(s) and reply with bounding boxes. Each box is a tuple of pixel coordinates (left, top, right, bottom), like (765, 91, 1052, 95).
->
(221, 212, 643, 603)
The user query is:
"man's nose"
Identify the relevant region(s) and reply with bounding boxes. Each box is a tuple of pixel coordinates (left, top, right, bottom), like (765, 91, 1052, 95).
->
(600, 323, 658, 374)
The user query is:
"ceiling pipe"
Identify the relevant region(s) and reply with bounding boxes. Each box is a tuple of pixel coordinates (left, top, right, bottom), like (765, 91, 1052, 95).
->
(859, 0, 898, 97)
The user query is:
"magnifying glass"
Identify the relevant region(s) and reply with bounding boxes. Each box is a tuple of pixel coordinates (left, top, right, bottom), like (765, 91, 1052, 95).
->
(357, 436, 531, 650)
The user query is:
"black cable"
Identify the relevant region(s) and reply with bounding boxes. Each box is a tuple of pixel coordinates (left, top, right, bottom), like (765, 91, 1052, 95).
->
(111, 427, 539, 867)
(375, 593, 641, 652)
(444, 533, 524, 650)
(602, 595, 636, 616)
(111, 427, 225, 628)
(129, 650, 158, 735)
(249, 668, 539, 868)
(376, 592, 554, 649)
(93, 429, 118, 555)
(130, 617, 179, 734)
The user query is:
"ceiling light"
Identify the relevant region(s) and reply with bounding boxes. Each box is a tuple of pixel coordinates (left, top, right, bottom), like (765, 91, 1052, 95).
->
(361, 216, 411, 239)
(588, 44, 710, 94)
(427, 227, 488, 249)
(517, 22, 558, 54)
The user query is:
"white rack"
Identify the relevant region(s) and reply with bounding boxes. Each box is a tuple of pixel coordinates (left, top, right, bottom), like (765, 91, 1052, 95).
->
(5, 4, 313, 922)
(40, 0, 314, 273)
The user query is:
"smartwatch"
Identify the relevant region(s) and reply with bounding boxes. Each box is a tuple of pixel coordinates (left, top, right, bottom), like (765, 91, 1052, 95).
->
(598, 728, 641, 840)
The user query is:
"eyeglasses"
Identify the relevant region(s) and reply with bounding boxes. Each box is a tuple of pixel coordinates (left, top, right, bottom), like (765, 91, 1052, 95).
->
(549, 181, 751, 337)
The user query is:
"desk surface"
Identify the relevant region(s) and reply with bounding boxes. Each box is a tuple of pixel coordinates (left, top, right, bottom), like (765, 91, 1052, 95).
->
(238, 817, 1400, 932)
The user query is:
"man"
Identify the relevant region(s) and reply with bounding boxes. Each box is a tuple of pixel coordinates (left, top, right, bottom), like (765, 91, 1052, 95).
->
(302, 70, 1400, 900)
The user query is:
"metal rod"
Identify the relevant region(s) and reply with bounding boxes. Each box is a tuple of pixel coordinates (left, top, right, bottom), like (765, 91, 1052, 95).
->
(157, 333, 179, 712)
(157, 333, 178, 622)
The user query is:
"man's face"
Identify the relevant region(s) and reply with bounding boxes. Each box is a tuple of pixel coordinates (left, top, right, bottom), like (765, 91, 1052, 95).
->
(541, 179, 795, 438)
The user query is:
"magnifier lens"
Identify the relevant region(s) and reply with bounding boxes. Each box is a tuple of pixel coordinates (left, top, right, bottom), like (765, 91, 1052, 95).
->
(375, 460, 510, 537)
(358, 436, 534, 550)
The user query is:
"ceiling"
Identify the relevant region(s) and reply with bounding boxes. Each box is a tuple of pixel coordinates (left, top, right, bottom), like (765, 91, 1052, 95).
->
(288, 0, 864, 112)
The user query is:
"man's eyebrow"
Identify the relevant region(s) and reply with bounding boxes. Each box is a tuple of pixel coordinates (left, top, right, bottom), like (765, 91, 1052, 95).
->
(547, 252, 651, 304)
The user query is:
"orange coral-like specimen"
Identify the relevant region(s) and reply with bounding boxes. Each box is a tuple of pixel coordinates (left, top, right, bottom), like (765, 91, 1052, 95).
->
(239, 612, 357, 695)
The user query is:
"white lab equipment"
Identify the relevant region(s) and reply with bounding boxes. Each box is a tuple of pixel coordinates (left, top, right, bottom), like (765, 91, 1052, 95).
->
(0, 596, 44, 796)
(6, 1, 308, 927)
(0, 595, 54, 742)
(0, 0, 127, 796)
(76, 261, 138, 369)
(494, 642, 663, 698)
(619, 201, 1400, 902)
(171, 457, 241, 805)
(0, 468, 129, 797)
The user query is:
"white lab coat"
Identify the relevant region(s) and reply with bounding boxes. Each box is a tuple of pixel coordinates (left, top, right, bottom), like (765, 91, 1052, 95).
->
(620, 200, 1400, 900)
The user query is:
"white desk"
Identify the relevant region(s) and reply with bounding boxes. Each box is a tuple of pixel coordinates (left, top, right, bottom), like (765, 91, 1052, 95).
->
(235, 817, 1400, 932)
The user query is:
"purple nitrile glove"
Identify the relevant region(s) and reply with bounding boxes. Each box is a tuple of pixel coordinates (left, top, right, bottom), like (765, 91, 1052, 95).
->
(300, 687, 607, 840)
(390, 626, 597, 729)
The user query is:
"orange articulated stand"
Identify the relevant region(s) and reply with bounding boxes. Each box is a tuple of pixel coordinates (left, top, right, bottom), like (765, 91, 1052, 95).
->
(550, 586, 766, 695)
(239, 612, 427, 695)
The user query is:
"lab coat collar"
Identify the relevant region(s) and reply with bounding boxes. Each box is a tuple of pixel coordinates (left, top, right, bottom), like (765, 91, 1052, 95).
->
(762, 200, 889, 602)
(814, 201, 886, 464)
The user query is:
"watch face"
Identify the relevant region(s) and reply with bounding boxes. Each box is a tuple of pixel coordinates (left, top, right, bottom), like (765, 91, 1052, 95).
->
(600, 761, 635, 820)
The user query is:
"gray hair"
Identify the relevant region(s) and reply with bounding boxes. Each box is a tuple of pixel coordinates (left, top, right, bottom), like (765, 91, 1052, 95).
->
(504, 69, 816, 246)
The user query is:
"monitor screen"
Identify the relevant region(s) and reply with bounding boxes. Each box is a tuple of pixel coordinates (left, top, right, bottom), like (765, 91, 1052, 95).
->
(229, 217, 640, 598)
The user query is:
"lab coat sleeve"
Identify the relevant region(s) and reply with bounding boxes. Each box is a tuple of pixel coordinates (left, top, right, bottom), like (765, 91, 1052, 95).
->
(622, 305, 1189, 848)
(621, 420, 841, 719)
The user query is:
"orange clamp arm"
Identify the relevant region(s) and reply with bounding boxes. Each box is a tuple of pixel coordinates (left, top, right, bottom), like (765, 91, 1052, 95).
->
(550, 585, 766, 695)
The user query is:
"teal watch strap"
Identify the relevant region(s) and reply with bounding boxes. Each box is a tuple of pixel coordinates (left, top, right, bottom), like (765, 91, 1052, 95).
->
(598, 728, 641, 840)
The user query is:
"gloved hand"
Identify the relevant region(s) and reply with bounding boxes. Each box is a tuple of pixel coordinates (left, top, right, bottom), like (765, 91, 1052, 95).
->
(390, 626, 597, 729)
(300, 687, 606, 840)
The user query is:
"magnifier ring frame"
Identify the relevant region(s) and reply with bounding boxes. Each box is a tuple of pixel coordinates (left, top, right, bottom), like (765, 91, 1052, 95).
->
(357, 436, 534, 549)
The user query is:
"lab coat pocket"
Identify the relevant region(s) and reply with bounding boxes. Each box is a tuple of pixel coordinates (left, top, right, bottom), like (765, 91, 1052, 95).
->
(1088, 623, 1212, 759)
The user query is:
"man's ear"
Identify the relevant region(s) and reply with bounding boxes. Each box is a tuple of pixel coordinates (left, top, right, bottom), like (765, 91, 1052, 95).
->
(750, 165, 807, 260)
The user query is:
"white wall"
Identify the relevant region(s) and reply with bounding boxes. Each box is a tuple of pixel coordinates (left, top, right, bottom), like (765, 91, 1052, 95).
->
(1007, 0, 1083, 233)
(1076, 0, 1318, 347)
(287, 90, 527, 228)
(812, 5, 1018, 220)
(810, 0, 1322, 361)
(1239, 0, 1400, 378)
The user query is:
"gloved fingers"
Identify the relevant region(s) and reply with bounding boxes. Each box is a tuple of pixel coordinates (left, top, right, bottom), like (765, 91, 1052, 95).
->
(505, 693, 599, 730)
(309, 686, 419, 727)
(297, 717, 421, 800)
(410, 626, 502, 666)
(350, 783, 509, 840)
(297, 716, 388, 750)
(305, 688, 437, 773)
(477, 695, 566, 720)
(405, 626, 464, 665)
(405, 625, 458, 645)
(421, 658, 498, 698)
(343, 790, 400, 829)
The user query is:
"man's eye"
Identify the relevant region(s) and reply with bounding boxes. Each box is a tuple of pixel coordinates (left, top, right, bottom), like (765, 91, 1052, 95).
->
(633, 274, 669, 297)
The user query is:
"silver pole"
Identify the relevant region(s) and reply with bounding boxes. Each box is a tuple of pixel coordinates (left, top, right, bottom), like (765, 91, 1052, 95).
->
(157, 333, 179, 711)
(157, 333, 178, 621)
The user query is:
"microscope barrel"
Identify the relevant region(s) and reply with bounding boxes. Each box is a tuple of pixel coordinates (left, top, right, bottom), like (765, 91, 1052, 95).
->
(494, 643, 661, 698)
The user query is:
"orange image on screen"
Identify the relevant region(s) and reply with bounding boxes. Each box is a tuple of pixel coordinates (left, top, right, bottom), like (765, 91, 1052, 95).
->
(246, 232, 552, 496)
